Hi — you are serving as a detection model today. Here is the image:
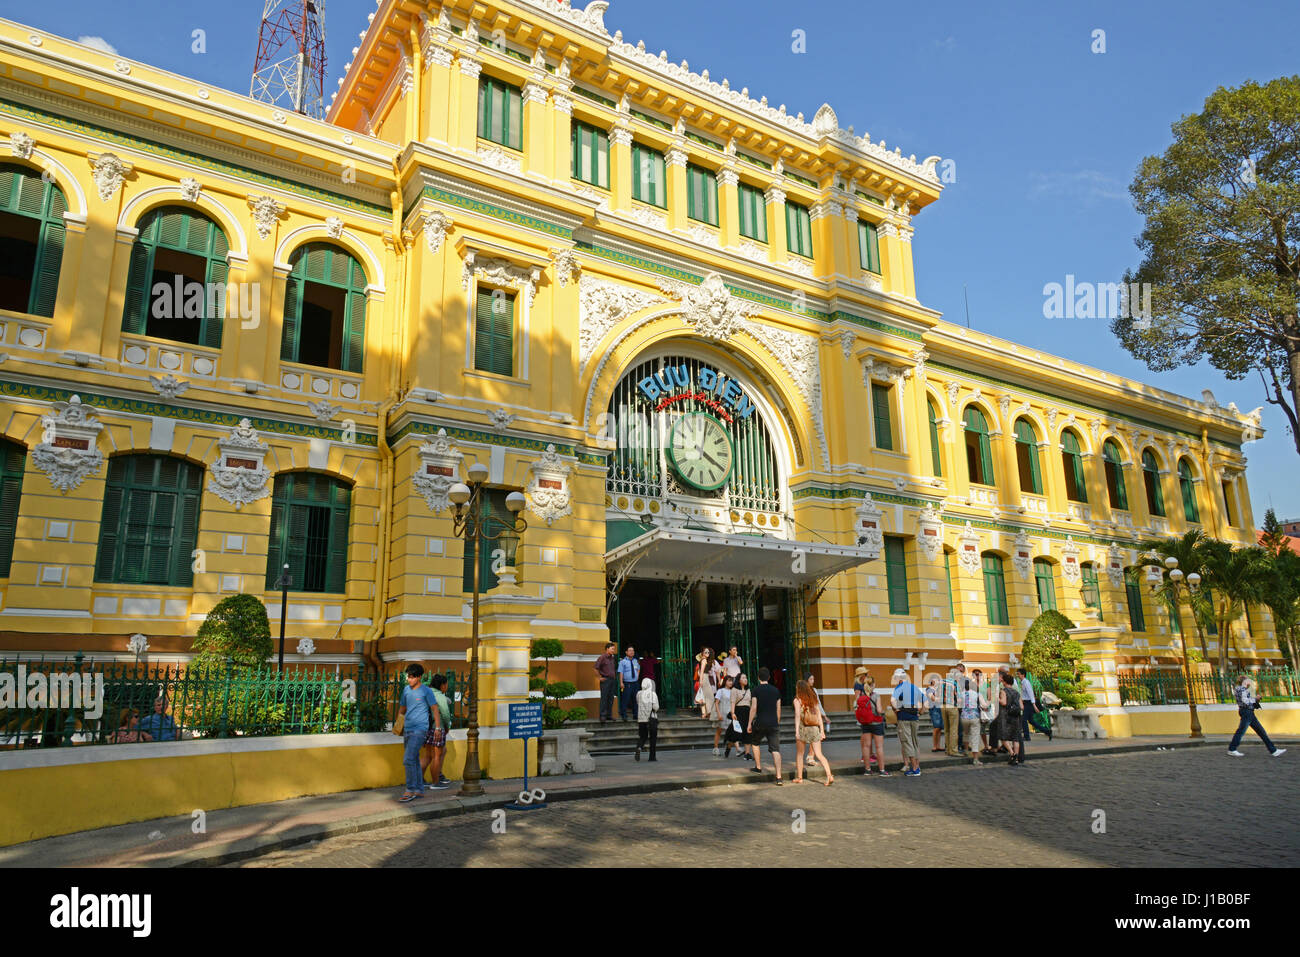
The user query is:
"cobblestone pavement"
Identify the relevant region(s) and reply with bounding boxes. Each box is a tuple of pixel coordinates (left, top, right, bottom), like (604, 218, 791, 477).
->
(237, 747, 1298, 868)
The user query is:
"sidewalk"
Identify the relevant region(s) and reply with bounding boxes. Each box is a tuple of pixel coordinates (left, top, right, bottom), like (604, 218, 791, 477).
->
(0, 732, 1276, 867)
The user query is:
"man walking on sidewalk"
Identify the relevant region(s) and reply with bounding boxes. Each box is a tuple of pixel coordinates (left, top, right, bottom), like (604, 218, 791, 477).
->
(747, 667, 784, 785)
(941, 667, 961, 757)
(1228, 675, 1287, 758)
(595, 642, 618, 723)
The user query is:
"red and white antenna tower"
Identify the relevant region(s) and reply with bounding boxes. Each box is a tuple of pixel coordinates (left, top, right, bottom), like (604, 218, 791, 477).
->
(251, 0, 327, 120)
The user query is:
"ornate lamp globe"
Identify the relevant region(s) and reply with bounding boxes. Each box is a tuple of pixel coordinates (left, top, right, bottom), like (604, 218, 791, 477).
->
(505, 491, 526, 513)
(1169, 568, 1184, 582)
(1186, 572, 1201, 590)
(467, 462, 489, 484)
(448, 483, 471, 506)
(1164, 555, 1179, 570)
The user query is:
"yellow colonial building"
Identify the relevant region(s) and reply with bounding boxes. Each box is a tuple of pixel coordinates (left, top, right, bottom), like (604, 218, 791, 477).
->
(0, 0, 1281, 739)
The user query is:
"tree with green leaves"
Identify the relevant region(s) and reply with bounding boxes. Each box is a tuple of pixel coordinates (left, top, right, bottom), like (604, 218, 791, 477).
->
(1198, 540, 1269, 669)
(1258, 513, 1300, 671)
(1260, 507, 1293, 554)
(1113, 76, 1300, 453)
(1142, 530, 1213, 661)
(529, 637, 585, 728)
(192, 593, 272, 670)
(1021, 610, 1093, 710)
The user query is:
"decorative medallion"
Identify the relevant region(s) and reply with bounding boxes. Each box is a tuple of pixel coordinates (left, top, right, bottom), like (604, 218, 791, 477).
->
(308, 400, 340, 422)
(1012, 529, 1032, 581)
(1106, 543, 1125, 588)
(854, 492, 884, 555)
(32, 395, 104, 493)
(549, 248, 581, 287)
(88, 153, 132, 201)
(1061, 536, 1081, 584)
(487, 409, 515, 431)
(526, 444, 574, 526)
(325, 216, 345, 239)
(412, 428, 463, 513)
(424, 210, 452, 254)
(179, 177, 202, 202)
(658, 272, 755, 342)
(296, 638, 316, 657)
(149, 374, 189, 400)
(8, 131, 34, 160)
(206, 418, 272, 508)
(957, 521, 981, 574)
(247, 195, 286, 240)
(915, 502, 944, 562)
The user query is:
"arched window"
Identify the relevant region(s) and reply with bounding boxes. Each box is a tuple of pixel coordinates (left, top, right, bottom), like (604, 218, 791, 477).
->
(1125, 567, 1146, 632)
(1014, 418, 1043, 495)
(981, 552, 1010, 626)
(927, 399, 942, 476)
(0, 439, 27, 577)
(1102, 439, 1129, 510)
(1142, 449, 1165, 517)
(1061, 430, 1088, 503)
(122, 206, 229, 347)
(95, 455, 203, 586)
(1033, 557, 1056, 611)
(1177, 458, 1200, 523)
(963, 406, 994, 486)
(281, 243, 367, 373)
(266, 472, 351, 594)
(0, 162, 67, 317)
(1081, 561, 1102, 619)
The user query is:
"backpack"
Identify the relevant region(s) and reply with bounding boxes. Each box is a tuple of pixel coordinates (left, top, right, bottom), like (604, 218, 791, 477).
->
(855, 693, 881, 725)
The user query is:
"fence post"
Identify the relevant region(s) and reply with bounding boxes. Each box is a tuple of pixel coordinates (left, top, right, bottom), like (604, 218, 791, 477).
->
(59, 651, 85, 747)
(218, 657, 234, 738)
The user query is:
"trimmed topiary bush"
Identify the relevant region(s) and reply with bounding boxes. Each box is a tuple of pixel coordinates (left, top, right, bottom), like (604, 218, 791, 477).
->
(192, 593, 273, 670)
(1022, 610, 1094, 710)
(529, 637, 586, 728)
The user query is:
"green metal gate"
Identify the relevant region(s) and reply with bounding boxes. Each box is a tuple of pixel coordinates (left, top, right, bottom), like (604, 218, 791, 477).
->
(660, 580, 693, 711)
(724, 584, 761, 680)
(786, 587, 810, 695)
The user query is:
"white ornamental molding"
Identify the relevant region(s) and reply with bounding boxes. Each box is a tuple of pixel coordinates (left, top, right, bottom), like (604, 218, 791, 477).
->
(424, 210, 453, 254)
(247, 195, 286, 240)
(854, 492, 884, 554)
(207, 418, 272, 508)
(658, 272, 755, 342)
(8, 130, 35, 159)
(308, 400, 340, 421)
(915, 503, 944, 562)
(527, 444, 573, 526)
(911, 348, 928, 380)
(739, 317, 830, 467)
(149, 374, 189, 400)
(838, 330, 856, 359)
(32, 395, 105, 493)
(785, 257, 813, 277)
(1106, 544, 1125, 588)
(1012, 530, 1032, 581)
(577, 275, 668, 374)
(946, 381, 960, 408)
(1061, 536, 1082, 584)
(956, 522, 981, 574)
(622, 204, 668, 231)
(88, 152, 132, 201)
(488, 409, 515, 431)
(296, 638, 316, 657)
(735, 239, 766, 263)
(127, 633, 149, 656)
(179, 177, 201, 202)
(1047, 408, 1059, 432)
(549, 248, 581, 287)
(999, 394, 1012, 422)
(684, 223, 720, 248)
(462, 252, 541, 307)
(412, 429, 463, 513)
(476, 143, 522, 174)
(551, 0, 610, 35)
(325, 216, 345, 239)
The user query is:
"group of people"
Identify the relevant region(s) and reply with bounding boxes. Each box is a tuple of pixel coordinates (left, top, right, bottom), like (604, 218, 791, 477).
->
(396, 663, 454, 802)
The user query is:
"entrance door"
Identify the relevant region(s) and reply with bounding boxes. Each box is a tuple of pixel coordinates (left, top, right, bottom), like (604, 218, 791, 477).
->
(659, 581, 693, 711)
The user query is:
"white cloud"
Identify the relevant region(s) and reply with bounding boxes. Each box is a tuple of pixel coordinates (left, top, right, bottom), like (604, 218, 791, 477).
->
(934, 36, 957, 52)
(1028, 169, 1127, 202)
(77, 35, 118, 55)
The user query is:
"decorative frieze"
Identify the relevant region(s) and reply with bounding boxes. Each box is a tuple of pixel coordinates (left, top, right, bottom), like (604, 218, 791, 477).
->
(88, 152, 132, 201)
(1013, 530, 1032, 581)
(577, 276, 667, 373)
(1061, 536, 1081, 584)
(412, 428, 463, 513)
(247, 195, 285, 240)
(915, 503, 944, 561)
(149, 374, 189, 400)
(32, 396, 104, 493)
(956, 522, 981, 573)
(462, 251, 541, 307)
(854, 492, 884, 553)
(207, 418, 272, 508)
(526, 444, 573, 526)
(658, 272, 754, 342)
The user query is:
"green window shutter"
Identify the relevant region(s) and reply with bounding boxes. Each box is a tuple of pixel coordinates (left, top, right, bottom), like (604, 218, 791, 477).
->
(1143, 452, 1166, 516)
(0, 441, 26, 577)
(29, 219, 65, 318)
(928, 401, 942, 476)
(175, 485, 200, 588)
(1082, 563, 1102, 620)
(1104, 441, 1129, 510)
(1034, 560, 1056, 611)
(479, 78, 521, 149)
(203, 255, 228, 350)
(871, 383, 893, 450)
(280, 274, 303, 362)
(1015, 420, 1043, 494)
(1179, 462, 1199, 522)
(944, 550, 954, 622)
(266, 496, 285, 588)
(786, 203, 812, 258)
(631, 145, 665, 207)
(1125, 570, 1146, 632)
(982, 554, 1009, 626)
(326, 486, 350, 594)
(1062, 432, 1087, 503)
(96, 455, 201, 586)
(738, 184, 767, 242)
(884, 536, 909, 615)
(859, 220, 880, 272)
(687, 165, 717, 225)
(979, 434, 995, 488)
(344, 290, 367, 373)
(121, 241, 153, 335)
(474, 288, 514, 376)
(146, 489, 178, 584)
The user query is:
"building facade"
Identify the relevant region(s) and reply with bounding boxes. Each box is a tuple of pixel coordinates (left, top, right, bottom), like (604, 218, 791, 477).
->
(0, 0, 1280, 741)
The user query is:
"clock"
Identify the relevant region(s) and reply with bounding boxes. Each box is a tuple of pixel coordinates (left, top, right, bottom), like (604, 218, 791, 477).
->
(668, 413, 734, 491)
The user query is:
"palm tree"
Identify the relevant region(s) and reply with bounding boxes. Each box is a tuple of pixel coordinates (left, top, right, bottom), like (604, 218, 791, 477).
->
(1260, 543, 1300, 674)
(1141, 529, 1211, 662)
(1198, 541, 1270, 670)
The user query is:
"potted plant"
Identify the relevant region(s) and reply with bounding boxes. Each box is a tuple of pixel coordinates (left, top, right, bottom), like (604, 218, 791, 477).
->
(529, 638, 593, 775)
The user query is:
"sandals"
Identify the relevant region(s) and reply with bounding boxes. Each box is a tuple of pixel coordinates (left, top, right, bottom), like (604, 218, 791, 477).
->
(399, 791, 420, 803)
(793, 777, 805, 784)
(824, 776, 834, 787)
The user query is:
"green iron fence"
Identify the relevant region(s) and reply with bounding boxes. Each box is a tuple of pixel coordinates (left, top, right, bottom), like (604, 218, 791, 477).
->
(0, 652, 471, 748)
(1116, 667, 1299, 707)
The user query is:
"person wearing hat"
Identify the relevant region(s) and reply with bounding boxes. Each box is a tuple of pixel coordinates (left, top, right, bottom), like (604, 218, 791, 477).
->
(890, 667, 926, 776)
(852, 665, 871, 697)
(854, 669, 888, 775)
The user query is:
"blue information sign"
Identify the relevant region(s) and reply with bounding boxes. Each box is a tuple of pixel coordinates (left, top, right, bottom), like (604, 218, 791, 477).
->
(509, 702, 544, 740)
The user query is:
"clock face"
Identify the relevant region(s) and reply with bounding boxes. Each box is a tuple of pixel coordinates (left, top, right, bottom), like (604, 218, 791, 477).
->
(668, 413, 734, 491)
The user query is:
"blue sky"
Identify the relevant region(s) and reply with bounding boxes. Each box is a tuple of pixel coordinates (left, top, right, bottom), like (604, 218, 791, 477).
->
(6, 0, 1299, 520)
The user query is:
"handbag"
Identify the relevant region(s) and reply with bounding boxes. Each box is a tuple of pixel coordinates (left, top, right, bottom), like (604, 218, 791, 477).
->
(800, 704, 820, 727)
(392, 712, 405, 736)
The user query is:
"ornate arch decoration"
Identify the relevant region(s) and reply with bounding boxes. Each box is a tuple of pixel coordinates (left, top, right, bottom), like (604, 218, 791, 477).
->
(118, 185, 247, 260)
(1, 137, 88, 220)
(275, 223, 385, 295)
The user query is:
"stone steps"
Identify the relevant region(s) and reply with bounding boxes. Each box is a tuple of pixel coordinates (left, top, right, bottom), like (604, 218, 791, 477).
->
(577, 712, 923, 755)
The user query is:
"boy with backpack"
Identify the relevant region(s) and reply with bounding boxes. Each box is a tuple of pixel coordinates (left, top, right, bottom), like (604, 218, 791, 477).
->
(855, 677, 890, 777)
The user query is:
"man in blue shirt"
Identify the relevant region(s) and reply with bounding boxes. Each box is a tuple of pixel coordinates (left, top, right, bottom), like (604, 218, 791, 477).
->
(397, 663, 442, 802)
(891, 668, 925, 776)
(137, 693, 177, 742)
(617, 646, 641, 722)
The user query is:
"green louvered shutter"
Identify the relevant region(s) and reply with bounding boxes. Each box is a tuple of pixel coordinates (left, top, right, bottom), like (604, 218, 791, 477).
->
(885, 536, 909, 614)
(286, 500, 310, 590)
(204, 255, 228, 350)
(344, 290, 367, 373)
(122, 241, 153, 335)
(982, 554, 1009, 626)
(1015, 419, 1043, 494)
(859, 220, 880, 273)
(146, 489, 177, 584)
(175, 482, 200, 587)
(30, 219, 65, 318)
(928, 402, 942, 476)
(871, 383, 893, 450)
(0, 441, 26, 577)
(95, 482, 123, 581)
(280, 274, 303, 362)
(474, 288, 513, 376)
(266, 497, 285, 588)
(326, 486, 351, 593)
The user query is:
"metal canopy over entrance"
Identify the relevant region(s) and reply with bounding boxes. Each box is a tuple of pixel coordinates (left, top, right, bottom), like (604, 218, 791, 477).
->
(605, 527, 877, 590)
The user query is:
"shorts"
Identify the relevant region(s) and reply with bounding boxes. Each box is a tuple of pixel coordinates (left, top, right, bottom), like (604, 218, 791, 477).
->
(859, 722, 885, 736)
(896, 719, 920, 759)
(753, 726, 781, 753)
(928, 706, 942, 726)
(796, 724, 822, 744)
(424, 726, 446, 748)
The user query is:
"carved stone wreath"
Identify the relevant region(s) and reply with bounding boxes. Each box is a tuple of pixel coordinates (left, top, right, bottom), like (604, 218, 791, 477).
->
(915, 503, 944, 562)
(412, 428, 463, 513)
(207, 418, 271, 508)
(462, 252, 541, 307)
(658, 272, 754, 342)
(31, 395, 105, 493)
(526, 444, 573, 526)
(956, 522, 981, 574)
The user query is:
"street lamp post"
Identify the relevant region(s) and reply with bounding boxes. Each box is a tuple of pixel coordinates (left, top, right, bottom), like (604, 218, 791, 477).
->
(1145, 553, 1203, 738)
(276, 562, 291, 673)
(449, 464, 527, 797)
